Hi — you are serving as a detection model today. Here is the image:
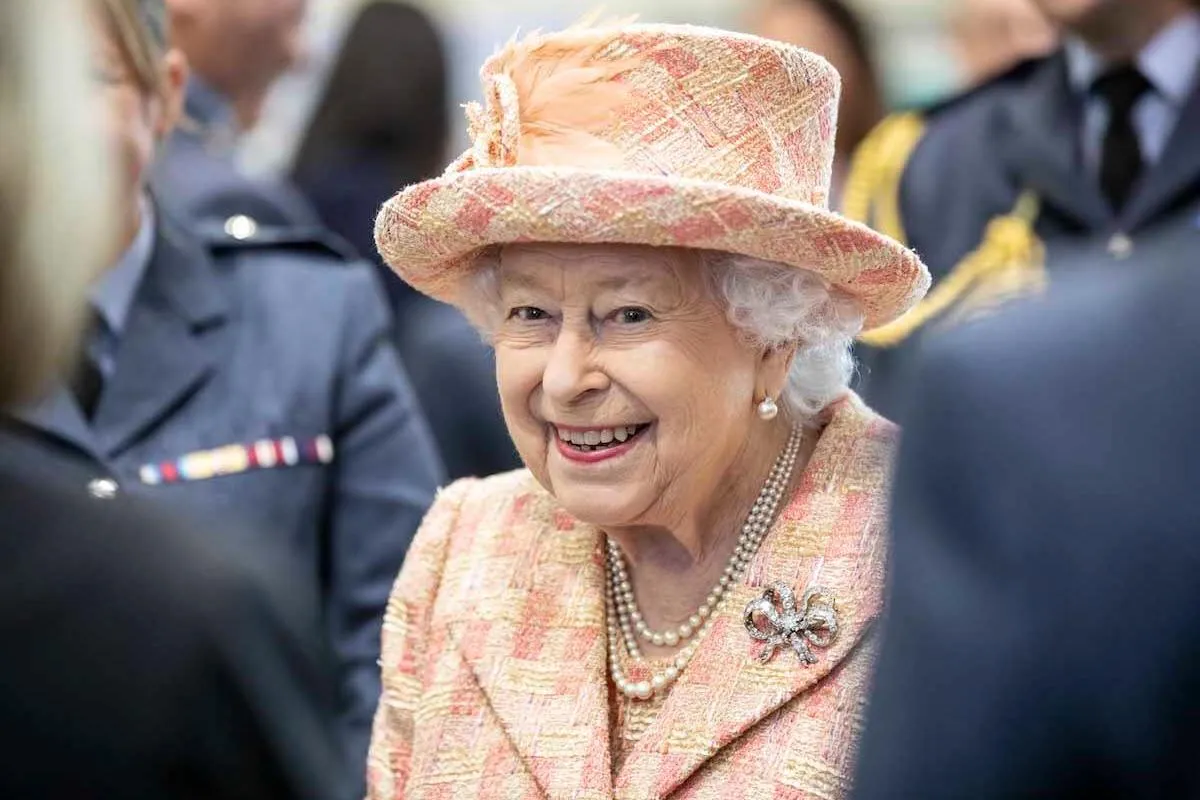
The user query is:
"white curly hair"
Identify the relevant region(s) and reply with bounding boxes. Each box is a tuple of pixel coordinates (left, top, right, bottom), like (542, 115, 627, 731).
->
(459, 247, 864, 424)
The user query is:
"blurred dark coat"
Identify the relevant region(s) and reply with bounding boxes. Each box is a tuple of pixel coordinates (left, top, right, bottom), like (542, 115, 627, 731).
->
(853, 262, 1200, 799)
(6, 209, 444, 780)
(0, 431, 352, 799)
(295, 154, 521, 480)
(153, 79, 318, 228)
(852, 51, 1200, 420)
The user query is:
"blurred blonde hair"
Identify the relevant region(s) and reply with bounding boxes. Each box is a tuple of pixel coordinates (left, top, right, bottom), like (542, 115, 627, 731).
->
(97, 0, 170, 101)
(0, 0, 114, 407)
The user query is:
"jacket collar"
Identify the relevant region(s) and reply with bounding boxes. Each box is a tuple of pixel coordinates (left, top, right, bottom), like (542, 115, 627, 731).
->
(90, 196, 155, 341)
(89, 207, 229, 455)
(1123, 60, 1200, 228)
(1063, 10, 1200, 105)
(999, 50, 1200, 232)
(183, 77, 240, 153)
(450, 394, 895, 798)
(997, 54, 1111, 230)
(10, 206, 229, 459)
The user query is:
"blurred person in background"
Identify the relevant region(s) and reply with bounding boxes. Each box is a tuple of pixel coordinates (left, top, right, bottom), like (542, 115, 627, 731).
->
(949, 0, 1058, 86)
(0, 0, 349, 796)
(749, 0, 886, 205)
(293, 0, 449, 291)
(854, 258, 1200, 800)
(292, 0, 520, 481)
(153, 0, 319, 227)
(844, 0, 1200, 419)
(5, 0, 445, 782)
(367, 21, 929, 799)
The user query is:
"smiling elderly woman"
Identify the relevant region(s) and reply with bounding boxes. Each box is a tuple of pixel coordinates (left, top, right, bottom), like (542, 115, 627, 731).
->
(367, 22, 929, 800)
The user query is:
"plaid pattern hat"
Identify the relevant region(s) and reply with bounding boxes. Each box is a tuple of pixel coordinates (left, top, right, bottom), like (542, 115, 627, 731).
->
(375, 23, 930, 329)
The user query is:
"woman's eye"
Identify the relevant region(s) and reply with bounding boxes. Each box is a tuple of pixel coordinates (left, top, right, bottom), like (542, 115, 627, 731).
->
(613, 307, 652, 324)
(508, 306, 548, 322)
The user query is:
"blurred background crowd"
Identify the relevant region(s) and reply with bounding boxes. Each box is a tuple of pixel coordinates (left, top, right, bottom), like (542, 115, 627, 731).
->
(4, 0, 1199, 797)
(249, 0, 1054, 178)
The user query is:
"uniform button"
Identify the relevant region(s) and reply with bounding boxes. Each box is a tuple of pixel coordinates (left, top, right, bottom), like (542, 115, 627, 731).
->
(87, 478, 120, 500)
(1107, 233, 1133, 259)
(224, 214, 259, 240)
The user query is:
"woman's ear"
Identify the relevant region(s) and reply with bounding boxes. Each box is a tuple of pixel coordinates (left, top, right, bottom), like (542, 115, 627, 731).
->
(155, 48, 189, 140)
(755, 342, 798, 403)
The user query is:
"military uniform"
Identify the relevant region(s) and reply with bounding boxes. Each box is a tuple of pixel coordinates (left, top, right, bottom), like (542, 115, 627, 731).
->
(845, 15, 1200, 419)
(7, 207, 445, 777)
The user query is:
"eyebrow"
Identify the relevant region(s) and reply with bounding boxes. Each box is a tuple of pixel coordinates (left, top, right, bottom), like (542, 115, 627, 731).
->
(498, 271, 547, 293)
(500, 270, 665, 294)
(594, 275, 642, 292)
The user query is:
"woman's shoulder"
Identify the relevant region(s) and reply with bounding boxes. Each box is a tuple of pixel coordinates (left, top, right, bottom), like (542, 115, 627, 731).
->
(799, 394, 900, 511)
(400, 468, 563, 616)
(422, 467, 557, 550)
(437, 467, 546, 509)
(826, 393, 901, 462)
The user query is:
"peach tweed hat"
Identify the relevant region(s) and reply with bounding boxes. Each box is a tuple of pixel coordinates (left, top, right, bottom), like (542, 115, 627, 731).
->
(374, 23, 930, 329)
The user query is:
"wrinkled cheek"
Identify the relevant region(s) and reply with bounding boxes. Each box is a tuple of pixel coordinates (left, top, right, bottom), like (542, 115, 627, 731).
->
(509, 420, 548, 478)
(494, 347, 547, 474)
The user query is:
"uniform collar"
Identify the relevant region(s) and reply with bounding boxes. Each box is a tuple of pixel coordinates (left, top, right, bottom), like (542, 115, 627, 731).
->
(90, 197, 155, 339)
(1064, 10, 1200, 105)
(184, 76, 237, 128)
(183, 76, 240, 154)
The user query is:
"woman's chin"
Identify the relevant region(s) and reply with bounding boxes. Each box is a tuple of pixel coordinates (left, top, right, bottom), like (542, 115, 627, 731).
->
(552, 484, 647, 529)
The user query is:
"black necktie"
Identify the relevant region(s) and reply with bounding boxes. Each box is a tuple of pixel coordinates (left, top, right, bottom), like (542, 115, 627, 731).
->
(68, 311, 104, 420)
(1093, 64, 1152, 212)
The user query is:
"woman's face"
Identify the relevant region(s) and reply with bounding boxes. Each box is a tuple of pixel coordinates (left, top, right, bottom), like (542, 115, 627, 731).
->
(86, 11, 184, 244)
(493, 244, 779, 530)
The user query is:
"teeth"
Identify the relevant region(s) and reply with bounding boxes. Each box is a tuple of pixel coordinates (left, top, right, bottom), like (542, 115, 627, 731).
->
(556, 424, 645, 447)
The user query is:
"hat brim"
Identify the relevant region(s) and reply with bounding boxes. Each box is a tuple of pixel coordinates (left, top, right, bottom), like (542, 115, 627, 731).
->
(375, 166, 930, 330)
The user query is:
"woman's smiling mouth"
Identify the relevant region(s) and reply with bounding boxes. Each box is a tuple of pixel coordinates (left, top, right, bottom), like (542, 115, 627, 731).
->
(552, 423, 652, 461)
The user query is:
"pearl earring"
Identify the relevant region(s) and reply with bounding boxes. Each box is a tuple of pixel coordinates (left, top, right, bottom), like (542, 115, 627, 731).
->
(757, 396, 779, 421)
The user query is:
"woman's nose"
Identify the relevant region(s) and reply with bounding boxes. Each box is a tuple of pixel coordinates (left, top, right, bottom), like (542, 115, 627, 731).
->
(541, 328, 609, 405)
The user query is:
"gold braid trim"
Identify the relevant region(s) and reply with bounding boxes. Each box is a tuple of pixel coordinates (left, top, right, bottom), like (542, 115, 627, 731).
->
(858, 192, 1046, 348)
(842, 112, 926, 244)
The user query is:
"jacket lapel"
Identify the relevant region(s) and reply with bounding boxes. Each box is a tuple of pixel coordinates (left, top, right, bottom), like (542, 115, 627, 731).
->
(449, 495, 614, 800)
(1122, 72, 1200, 230)
(615, 396, 893, 798)
(93, 213, 229, 456)
(10, 388, 101, 460)
(998, 55, 1112, 231)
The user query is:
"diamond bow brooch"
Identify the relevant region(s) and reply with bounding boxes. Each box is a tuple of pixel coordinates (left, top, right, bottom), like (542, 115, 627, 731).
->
(743, 582, 838, 665)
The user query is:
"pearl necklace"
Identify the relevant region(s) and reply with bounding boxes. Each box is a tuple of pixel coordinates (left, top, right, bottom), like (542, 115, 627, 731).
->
(605, 426, 802, 700)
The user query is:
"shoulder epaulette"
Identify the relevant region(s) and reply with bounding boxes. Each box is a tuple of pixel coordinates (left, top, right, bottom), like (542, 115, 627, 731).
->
(858, 192, 1046, 347)
(845, 56, 1054, 347)
(200, 214, 361, 262)
(841, 57, 1049, 245)
(920, 55, 1048, 120)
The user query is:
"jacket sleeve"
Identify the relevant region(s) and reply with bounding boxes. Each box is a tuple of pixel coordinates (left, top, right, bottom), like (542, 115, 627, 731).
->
(328, 266, 446, 781)
(366, 479, 473, 799)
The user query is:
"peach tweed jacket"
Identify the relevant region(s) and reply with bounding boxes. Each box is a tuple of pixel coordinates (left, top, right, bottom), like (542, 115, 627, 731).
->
(367, 395, 895, 799)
